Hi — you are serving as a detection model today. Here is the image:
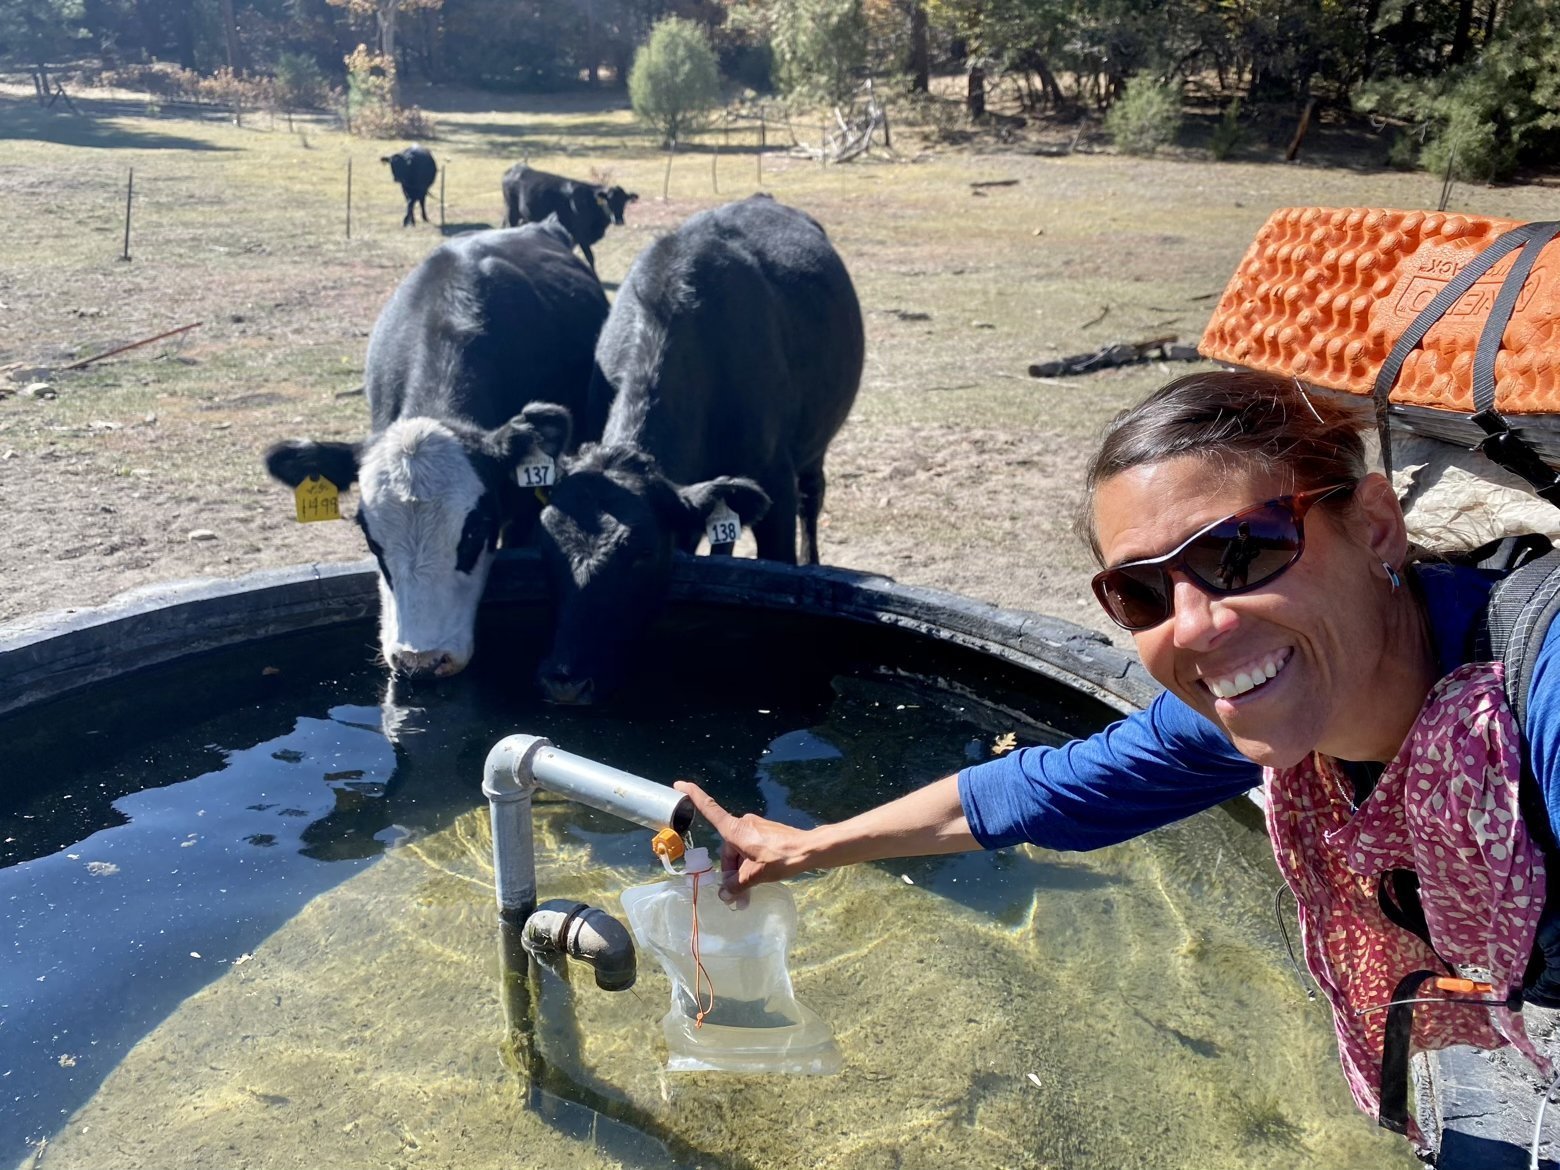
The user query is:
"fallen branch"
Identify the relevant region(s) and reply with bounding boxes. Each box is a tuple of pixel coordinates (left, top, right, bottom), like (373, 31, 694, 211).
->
(1027, 335, 1201, 378)
(61, 322, 203, 371)
(1081, 304, 1110, 329)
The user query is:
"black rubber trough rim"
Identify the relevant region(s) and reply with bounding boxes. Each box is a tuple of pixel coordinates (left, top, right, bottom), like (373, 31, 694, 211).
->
(0, 549, 1495, 1164)
(0, 549, 1160, 720)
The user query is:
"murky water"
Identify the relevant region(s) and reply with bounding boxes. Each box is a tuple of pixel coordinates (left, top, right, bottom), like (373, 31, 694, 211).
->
(0, 609, 1416, 1169)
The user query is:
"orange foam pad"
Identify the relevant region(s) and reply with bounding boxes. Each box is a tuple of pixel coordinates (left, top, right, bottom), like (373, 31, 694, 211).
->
(1200, 207, 1560, 415)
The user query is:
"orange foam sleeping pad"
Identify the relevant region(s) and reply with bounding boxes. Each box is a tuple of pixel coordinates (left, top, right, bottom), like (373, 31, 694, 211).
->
(1199, 207, 1560, 415)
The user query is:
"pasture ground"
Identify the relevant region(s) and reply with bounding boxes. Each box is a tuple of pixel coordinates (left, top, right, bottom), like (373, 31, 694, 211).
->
(3, 82, 1558, 646)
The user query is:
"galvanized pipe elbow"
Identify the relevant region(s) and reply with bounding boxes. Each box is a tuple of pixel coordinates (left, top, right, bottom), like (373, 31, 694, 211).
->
(522, 899, 637, 991)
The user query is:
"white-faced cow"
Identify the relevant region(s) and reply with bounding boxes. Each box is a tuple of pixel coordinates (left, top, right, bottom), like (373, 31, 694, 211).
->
(501, 164, 638, 275)
(535, 195, 864, 704)
(382, 144, 437, 228)
(264, 220, 608, 679)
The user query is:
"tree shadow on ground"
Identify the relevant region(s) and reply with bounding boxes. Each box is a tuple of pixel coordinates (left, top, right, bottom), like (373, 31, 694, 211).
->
(404, 84, 631, 117)
(1171, 100, 1397, 173)
(451, 116, 643, 148)
(0, 96, 235, 151)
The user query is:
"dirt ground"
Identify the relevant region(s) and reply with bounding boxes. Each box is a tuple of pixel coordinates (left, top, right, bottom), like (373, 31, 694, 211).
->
(4, 83, 1559, 652)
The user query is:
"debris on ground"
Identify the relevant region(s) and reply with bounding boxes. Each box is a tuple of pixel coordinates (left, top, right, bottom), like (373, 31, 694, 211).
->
(1027, 335, 1203, 379)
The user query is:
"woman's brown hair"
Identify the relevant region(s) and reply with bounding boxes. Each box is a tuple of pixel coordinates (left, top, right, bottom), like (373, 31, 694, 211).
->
(1080, 370, 1374, 563)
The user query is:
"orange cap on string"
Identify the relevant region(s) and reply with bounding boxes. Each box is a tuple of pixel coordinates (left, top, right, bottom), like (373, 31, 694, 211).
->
(651, 828, 685, 864)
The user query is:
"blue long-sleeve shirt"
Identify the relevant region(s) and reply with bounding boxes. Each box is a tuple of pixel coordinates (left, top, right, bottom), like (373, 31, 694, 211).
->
(959, 562, 1560, 851)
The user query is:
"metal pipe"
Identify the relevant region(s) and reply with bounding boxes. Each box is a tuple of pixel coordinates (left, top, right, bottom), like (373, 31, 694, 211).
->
(483, 735, 544, 920)
(522, 899, 636, 991)
(531, 742, 693, 834)
(482, 734, 693, 920)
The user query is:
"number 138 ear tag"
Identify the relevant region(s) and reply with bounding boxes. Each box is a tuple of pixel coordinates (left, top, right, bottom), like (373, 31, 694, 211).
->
(706, 501, 741, 546)
(516, 453, 556, 490)
(294, 475, 341, 523)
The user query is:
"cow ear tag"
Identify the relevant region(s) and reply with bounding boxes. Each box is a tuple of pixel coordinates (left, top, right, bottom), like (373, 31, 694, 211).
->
(516, 452, 555, 492)
(294, 475, 341, 523)
(705, 501, 741, 547)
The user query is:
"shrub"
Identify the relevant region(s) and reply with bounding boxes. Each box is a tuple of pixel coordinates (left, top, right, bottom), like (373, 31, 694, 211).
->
(628, 17, 722, 148)
(273, 51, 330, 112)
(1354, 0, 1560, 182)
(770, 0, 868, 108)
(196, 67, 271, 126)
(1419, 87, 1514, 182)
(1209, 96, 1243, 160)
(1104, 74, 1183, 156)
(97, 62, 203, 100)
(341, 44, 434, 138)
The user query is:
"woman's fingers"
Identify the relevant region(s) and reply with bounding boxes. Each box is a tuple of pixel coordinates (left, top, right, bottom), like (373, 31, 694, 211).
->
(675, 780, 757, 899)
(674, 780, 736, 835)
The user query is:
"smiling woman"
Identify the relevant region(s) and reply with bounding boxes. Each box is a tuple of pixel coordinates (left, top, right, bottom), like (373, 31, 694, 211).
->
(679, 369, 1560, 1153)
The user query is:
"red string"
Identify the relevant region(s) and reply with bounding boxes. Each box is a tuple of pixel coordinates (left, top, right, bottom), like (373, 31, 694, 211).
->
(690, 870, 716, 1027)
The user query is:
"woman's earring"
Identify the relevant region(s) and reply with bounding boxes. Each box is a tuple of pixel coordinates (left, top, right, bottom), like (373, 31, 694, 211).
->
(1383, 561, 1402, 593)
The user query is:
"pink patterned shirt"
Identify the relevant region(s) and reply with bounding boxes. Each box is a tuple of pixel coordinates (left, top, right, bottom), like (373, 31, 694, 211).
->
(1265, 661, 1550, 1142)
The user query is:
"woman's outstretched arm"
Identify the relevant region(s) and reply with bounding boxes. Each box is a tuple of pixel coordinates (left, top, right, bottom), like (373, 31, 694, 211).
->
(673, 775, 977, 899)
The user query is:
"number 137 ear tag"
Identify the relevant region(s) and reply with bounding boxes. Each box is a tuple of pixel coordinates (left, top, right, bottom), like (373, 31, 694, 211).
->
(706, 501, 741, 547)
(294, 475, 341, 523)
(516, 453, 555, 490)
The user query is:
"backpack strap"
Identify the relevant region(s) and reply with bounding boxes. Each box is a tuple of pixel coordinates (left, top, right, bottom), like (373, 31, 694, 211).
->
(1476, 548, 1560, 734)
(1371, 219, 1560, 495)
(1474, 549, 1560, 1008)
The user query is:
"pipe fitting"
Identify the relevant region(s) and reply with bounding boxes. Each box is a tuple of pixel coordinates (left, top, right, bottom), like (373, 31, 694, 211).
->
(482, 734, 551, 803)
(522, 899, 637, 992)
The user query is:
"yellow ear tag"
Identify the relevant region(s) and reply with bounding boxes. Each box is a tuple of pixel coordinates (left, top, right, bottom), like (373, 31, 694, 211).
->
(293, 475, 342, 523)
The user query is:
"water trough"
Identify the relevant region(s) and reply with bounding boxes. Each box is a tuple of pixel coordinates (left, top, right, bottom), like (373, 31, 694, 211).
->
(0, 552, 1482, 1167)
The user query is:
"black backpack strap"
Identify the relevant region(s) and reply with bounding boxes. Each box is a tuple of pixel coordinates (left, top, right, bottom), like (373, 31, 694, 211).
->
(1371, 220, 1560, 488)
(1469, 223, 1560, 507)
(1477, 549, 1560, 733)
(1475, 550, 1560, 1007)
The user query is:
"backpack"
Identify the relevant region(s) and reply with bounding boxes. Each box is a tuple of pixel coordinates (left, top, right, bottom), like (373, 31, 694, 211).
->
(1361, 220, 1560, 1132)
(1366, 219, 1560, 1003)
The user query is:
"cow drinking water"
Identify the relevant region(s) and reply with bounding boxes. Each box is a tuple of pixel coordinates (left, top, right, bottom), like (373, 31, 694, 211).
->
(264, 220, 608, 678)
(382, 144, 436, 228)
(535, 195, 864, 704)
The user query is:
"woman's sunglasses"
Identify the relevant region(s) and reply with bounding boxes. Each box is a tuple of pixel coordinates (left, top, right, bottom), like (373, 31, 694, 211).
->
(1091, 481, 1357, 631)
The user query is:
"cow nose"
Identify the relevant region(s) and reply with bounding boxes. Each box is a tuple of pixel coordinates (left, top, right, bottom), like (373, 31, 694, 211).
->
(539, 664, 595, 706)
(391, 649, 460, 679)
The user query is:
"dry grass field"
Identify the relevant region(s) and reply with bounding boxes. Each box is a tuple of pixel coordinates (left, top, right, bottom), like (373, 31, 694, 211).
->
(3, 82, 1558, 643)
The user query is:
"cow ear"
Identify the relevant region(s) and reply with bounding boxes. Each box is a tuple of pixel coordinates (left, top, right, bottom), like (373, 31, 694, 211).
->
(488, 402, 573, 467)
(264, 439, 360, 491)
(675, 476, 770, 534)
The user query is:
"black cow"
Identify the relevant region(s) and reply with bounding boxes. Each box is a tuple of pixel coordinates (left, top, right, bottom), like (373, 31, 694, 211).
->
(501, 164, 639, 274)
(534, 195, 864, 704)
(382, 144, 437, 227)
(264, 220, 608, 679)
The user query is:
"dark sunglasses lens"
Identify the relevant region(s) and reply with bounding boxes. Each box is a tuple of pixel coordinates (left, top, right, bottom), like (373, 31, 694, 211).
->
(1180, 502, 1302, 592)
(1096, 564, 1171, 630)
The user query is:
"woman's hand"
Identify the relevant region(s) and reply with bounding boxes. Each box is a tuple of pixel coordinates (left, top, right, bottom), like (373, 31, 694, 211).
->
(673, 773, 978, 902)
(673, 780, 818, 900)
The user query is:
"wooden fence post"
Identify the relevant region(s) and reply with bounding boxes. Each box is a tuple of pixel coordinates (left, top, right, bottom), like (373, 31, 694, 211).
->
(120, 168, 134, 262)
(346, 157, 352, 240)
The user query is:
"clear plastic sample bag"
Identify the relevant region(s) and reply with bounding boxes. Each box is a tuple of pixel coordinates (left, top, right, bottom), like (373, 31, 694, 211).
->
(620, 850, 840, 1075)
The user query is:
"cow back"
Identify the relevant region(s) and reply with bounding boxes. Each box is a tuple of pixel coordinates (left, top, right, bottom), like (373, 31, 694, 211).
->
(365, 224, 608, 438)
(594, 195, 863, 485)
